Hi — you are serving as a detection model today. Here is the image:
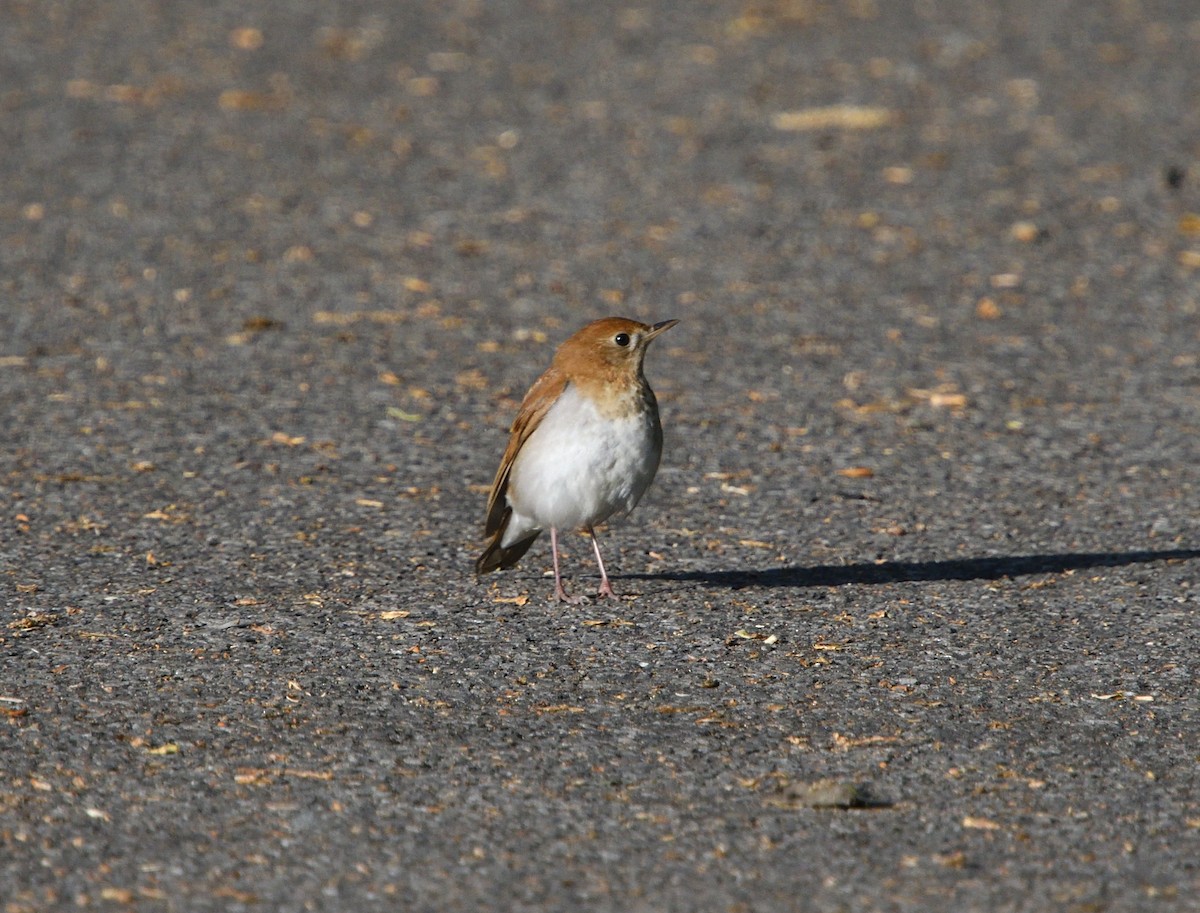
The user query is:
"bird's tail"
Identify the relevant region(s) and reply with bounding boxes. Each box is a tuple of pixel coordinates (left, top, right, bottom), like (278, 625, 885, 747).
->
(476, 509, 541, 575)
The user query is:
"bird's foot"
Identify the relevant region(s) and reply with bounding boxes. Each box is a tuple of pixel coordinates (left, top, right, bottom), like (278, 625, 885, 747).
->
(595, 579, 618, 600)
(554, 584, 590, 605)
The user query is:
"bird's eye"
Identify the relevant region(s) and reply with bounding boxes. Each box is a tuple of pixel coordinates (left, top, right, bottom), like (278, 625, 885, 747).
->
(614, 333, 631, 347)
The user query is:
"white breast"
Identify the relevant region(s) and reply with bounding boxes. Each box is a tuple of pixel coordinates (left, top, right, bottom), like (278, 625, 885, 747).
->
(505, 383, 662, 537)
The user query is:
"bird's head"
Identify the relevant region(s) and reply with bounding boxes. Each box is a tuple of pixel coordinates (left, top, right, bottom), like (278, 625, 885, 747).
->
(555, 317, 678, 378)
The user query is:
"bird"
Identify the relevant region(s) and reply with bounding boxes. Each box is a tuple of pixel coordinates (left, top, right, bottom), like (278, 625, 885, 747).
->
(476, 316, 678, 603)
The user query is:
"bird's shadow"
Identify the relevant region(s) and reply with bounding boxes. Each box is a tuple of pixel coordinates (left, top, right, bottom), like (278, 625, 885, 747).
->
(624, 548, 1200, 589)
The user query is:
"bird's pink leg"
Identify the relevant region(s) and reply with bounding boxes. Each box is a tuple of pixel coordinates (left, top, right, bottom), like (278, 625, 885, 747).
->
(550, 526, 587, 604)
(588, 526, 617, 599)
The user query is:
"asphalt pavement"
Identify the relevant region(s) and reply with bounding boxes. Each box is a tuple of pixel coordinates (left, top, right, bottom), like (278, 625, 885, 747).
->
(3, 1, 1199, 910)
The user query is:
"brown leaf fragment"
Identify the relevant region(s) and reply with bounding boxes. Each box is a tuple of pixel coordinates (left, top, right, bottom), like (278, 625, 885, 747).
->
(1010, 221, 1040, 243)
(456, 238, 489, 257)
(1091, 691, 1153, 702)
(0, 697, 28, 718)
(284, 768, 334, 780)
(934, 851, 969, 868)
(142, 505, 190, 523)
(230, 27, 264, 51)
(243, 316, 281, 332)
(831, 732, 899, 750)
(283, 245, 313, 262)
(313, 310, 408, 325)
(772, 106, 896, 131)
(838, 466, 874, 479)
(976, 297, 1002, 319)
(387, 407, 423, 422)
(234, 768, 272, 785)
(456, 369, 488, 391)
(929, 392, 968, 409)
(213, 887, 260, 903)
(218, 89, 287, 112)
(582, 618, 636, 627)
(962, 816, 1002, 831)
(773, 779, 890, 809)
(8, 612, 56, 630)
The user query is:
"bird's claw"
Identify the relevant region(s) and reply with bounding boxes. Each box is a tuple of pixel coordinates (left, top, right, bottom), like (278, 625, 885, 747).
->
(554, 586, 590, 605)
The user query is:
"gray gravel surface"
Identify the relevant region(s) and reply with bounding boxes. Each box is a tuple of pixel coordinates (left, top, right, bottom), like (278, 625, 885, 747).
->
(3, 2, 1200, 911)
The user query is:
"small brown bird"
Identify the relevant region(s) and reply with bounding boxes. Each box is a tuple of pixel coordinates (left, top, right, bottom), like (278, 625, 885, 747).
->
(476, 317, 678, 603)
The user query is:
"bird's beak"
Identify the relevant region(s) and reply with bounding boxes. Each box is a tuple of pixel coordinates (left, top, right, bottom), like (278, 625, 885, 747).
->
(646, 319, 679, 341)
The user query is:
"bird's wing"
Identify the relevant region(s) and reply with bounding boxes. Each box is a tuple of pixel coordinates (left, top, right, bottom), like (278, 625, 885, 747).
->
(483, 367, 568, 537)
